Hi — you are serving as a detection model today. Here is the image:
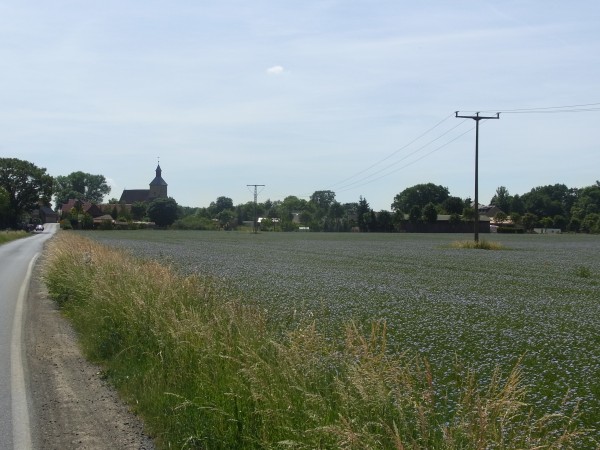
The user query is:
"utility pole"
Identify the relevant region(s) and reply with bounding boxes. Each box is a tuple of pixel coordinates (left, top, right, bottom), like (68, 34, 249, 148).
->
(247, 184, 265, 234)
(455, 111, 500, 243)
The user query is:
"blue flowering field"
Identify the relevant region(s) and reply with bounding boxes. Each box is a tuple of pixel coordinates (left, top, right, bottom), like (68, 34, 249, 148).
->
(88, 230, 600, 439)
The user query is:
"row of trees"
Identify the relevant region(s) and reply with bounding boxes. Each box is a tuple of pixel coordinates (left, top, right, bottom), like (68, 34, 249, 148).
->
(2, 157, 599, 233)
(488, 183, 600, 233)
(174, 182, 600, 233)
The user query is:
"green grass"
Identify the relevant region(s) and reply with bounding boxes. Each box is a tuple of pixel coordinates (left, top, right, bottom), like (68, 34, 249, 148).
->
(44, 231, 594, 448)
(0, 229, 29, 244)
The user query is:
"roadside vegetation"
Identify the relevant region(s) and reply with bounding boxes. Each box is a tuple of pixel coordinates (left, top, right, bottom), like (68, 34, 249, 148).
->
(0, 229, 29, 245)
(44, 232, 587, 449)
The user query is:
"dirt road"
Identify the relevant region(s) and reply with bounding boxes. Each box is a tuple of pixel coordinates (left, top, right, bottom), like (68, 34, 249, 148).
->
(25, 255, 155, 449)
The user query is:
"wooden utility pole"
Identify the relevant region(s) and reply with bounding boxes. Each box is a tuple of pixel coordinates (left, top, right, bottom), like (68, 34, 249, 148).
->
(455, 112, 500, 243)
(247, 184, 265, 233)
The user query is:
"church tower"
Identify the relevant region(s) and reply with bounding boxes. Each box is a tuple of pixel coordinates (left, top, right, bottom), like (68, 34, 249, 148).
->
(149, 164, 168, 200)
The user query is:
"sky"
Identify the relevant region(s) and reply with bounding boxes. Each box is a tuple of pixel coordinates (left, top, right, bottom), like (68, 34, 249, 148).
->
(1, 1, 599, 211)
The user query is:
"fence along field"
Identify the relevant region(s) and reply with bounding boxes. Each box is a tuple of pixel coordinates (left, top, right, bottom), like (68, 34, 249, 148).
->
(51, 231, 599, 447)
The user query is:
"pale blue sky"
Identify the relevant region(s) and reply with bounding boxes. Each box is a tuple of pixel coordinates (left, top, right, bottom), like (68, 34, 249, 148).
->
(2, 1, 599, 210)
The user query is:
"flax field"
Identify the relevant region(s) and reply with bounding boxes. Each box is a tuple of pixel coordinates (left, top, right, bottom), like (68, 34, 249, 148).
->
(87, 230, 600, 444)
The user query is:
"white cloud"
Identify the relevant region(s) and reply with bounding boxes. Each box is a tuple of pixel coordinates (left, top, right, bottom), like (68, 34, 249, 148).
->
(266, 65, 285, 75)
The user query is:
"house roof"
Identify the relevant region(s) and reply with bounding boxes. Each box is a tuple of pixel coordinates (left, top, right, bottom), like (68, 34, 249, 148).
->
(93, 214, 115, 223)
(60, 199, 103, 217)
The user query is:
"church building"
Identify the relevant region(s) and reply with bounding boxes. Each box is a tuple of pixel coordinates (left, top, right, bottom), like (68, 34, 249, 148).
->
(119, 164, 168, 204)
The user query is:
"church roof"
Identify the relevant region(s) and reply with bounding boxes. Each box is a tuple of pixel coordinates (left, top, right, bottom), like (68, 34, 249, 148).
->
(119, 189, 150, 203)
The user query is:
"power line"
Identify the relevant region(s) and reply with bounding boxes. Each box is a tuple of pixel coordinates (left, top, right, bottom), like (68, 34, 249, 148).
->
(471, 101, 600, 115)
(334, 119, 471, 192)
(335, 123, 476, 193)
(328, 113, 455, 189)
(313, 101, 599, 201)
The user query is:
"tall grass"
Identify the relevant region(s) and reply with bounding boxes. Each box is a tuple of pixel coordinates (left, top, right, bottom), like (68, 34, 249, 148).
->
(450, 239, 506, 250)
(44, 233, 581, 449)
(0, 229, 29, 244)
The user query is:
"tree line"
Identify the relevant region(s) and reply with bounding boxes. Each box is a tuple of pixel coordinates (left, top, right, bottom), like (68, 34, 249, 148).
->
(175, 182, 600, 233)
(2, 157, 599, 233)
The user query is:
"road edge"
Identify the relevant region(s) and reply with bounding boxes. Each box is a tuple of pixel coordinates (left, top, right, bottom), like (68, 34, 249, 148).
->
(24, 249, 155, 449)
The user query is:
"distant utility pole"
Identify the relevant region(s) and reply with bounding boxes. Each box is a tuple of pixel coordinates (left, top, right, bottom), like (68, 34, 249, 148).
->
(247, 184, 265, 233)
(455, 111, 500, 243)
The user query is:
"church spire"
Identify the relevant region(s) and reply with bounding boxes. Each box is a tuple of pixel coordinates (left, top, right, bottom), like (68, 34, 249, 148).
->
(149, 160, 167, 199)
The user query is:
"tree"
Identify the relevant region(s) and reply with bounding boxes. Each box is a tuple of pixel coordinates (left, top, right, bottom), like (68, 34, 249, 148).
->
(490, 186, 511, 214)
(357, 196, 371, 231)
(309, 190, 336, 214)
(422, 202, 438, 223)
(53, 171, 110, 206)
(570, 184, 600, 220)
(375, 210, 393, 232)
(409, 205, 421, 223)
(209, 196, 234, 216)
(0, 158, 53, 228)
(131, 202, 147, 221)
(462, 206, 475, 221)
(522, 213, 538, 231)
(581, 213, 600, 233)
(553, 215, 567, 231)
(441, 196, 464, 215)
(0, 187, 10, 228)
(147, 197, 179, 227)
(329, 201, 345, 231)
(540, 217, 553, 231)
(217, 209, 236, 230)
(391, 183, 450, 213)
(521, 184, 572, 218)
(510, 195, 525, 215)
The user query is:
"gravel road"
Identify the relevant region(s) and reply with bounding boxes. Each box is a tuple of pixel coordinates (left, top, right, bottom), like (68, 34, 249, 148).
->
(25, 253, 155, 450)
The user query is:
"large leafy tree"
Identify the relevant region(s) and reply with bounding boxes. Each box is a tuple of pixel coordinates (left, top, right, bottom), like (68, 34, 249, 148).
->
(147, 197, 179, 227)
(490, 186, 512, 213)
(520, 184, 575, 219)
(391, 183, 450, 213)
(310, 190, 335, 214)
(209, 196, 234, 216)
(53, 171, 110, 206)
(570, 182, 600, 220)
(0, 158, 53, 227)
(441, 196, 465, 215)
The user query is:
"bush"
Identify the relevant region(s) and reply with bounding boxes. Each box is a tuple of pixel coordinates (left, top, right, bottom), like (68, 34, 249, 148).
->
(98, 219, 114, 230)
(497, 226, 524, 234)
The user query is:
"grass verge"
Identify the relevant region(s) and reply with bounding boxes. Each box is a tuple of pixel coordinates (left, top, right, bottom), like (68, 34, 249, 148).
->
(0, 229, 29, 245)
(44, 232, 581, 449)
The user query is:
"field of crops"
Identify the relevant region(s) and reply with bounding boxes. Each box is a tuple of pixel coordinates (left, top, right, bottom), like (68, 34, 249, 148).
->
(88, 230, 600, 439)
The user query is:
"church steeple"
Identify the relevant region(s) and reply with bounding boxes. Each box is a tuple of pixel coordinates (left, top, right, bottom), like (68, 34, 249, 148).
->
(149, 162, 168, 199)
